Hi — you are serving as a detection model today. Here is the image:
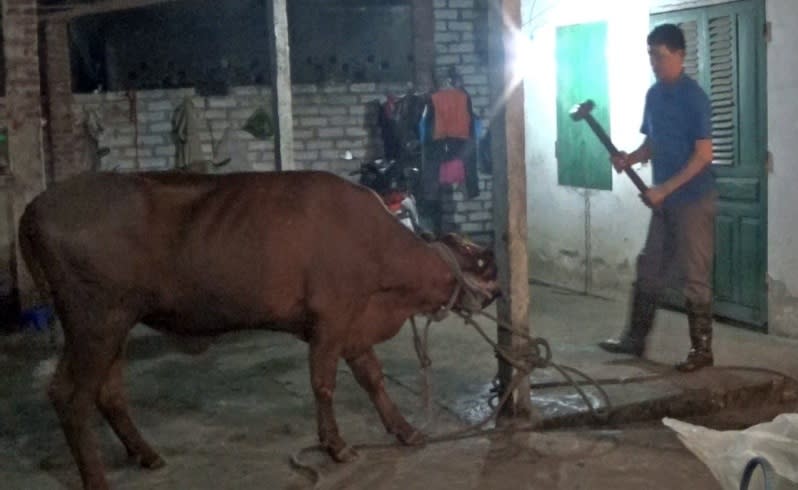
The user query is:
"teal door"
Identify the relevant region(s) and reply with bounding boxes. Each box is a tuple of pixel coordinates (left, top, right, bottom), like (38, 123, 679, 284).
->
(653, 0, 767, 328)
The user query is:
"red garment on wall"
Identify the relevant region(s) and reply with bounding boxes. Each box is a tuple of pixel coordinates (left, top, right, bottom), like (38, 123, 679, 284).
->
(438, 158, 465, 185)
(430, 88, 471, 140)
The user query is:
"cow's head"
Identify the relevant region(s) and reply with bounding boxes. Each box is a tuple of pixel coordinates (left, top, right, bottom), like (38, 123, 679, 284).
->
(438, 233, 501, 312)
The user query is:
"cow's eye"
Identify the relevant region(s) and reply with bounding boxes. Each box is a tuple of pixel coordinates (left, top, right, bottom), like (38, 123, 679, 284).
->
(477, 259, 485, 269)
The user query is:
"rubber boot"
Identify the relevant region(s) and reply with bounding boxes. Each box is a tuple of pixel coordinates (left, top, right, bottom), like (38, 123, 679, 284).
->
(676, 300, 713, 372)
(598, 286, 657, 357)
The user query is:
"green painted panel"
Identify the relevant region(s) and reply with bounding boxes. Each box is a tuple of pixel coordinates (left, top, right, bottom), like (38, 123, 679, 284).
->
(740, 218, 761, 307)
(715, 177, 759, 201)
(714, 216, 735, 301)
(556, 22, 612, 191)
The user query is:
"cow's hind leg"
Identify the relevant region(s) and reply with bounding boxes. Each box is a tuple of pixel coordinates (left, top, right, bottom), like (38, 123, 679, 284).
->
(97, 352, 164, 469)
(346, 348, 424, 446)
(309, 339, 357, 462)
(49, 309, 131, 490)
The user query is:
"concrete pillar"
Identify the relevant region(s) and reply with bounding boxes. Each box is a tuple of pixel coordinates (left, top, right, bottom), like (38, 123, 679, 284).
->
(4, 0, 47, 308)
(412, 0, 435, 92)
(489, 0, 533, 419)
(45, 20, 80, 181)
(268, 0, 295, 171)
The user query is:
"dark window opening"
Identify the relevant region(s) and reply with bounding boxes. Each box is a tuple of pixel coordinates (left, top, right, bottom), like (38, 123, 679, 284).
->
(70, 0, 271, 93)
(288, 0, 413, 84)
(68, 0, 412, 93)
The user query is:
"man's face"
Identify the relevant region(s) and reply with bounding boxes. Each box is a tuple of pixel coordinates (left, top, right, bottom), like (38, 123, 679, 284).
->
(648, 44, 685, 83)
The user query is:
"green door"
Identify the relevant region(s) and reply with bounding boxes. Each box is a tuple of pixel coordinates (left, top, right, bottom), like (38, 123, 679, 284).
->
(653, 0, 767, 328)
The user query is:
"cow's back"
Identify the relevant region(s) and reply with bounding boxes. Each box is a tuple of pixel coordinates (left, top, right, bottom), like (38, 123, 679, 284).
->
(21, 170, 419, 334)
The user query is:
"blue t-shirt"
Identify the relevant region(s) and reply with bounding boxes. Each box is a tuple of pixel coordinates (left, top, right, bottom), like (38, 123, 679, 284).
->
(641, 72, 714, 207)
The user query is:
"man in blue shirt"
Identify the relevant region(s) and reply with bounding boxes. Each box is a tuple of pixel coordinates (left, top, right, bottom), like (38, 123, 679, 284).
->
(598, 24, 717, 372)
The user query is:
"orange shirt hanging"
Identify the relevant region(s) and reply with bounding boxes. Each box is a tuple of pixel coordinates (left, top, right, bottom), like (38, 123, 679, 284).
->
(430, 88, 471, 140)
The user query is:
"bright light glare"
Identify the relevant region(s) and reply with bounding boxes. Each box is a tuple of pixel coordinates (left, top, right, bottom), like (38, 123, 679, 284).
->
(511, 31, 536, 81)
(481, 16, 532, 127)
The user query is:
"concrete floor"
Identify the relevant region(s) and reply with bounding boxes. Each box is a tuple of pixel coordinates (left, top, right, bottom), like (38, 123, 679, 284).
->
(2, 284, 798, 489)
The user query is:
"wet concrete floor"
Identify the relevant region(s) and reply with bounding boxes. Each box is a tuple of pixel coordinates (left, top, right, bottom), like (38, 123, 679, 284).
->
(2, 284, 796, 489)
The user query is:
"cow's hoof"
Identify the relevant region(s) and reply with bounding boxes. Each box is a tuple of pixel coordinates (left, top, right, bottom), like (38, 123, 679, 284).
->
(330, 444, 359, 463)
(397, 429, 426, 446)
(138, 453, 166, 470)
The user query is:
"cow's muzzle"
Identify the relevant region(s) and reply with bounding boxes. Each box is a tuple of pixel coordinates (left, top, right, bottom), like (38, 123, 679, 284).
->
(458, 275, 500, 313)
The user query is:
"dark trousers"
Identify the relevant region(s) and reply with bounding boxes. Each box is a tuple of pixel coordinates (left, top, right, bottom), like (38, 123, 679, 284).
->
(636, 191, 717, 305)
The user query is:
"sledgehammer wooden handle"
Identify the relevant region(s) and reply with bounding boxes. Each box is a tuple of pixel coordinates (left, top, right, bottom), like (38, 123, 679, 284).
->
(569, 100, 649, 194)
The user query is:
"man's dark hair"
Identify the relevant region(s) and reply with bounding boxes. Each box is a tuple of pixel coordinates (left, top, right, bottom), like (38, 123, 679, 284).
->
(647, 23, 686, 52)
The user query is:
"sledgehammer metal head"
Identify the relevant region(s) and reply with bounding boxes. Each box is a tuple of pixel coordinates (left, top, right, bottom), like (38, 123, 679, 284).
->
(568, 99, 650, 195)
(569, 99, 595, 122)
(568, 99, 618, 155)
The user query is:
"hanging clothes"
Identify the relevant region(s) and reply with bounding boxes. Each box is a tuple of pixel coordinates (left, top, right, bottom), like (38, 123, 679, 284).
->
(430, 88, 471, 140)
(439, 158, 466, 185)
(420, 87, 480, 201)
(80, 108, 105, 171)
(172, 96, 206, 170)
(378, 94, 402, 160)
(378, 93, 427, 162)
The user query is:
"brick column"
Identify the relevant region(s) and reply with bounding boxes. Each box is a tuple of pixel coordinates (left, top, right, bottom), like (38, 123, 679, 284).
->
(412, 0, 435, 92)
(3, 0, 47, 308)
(45, 20, 80, 181)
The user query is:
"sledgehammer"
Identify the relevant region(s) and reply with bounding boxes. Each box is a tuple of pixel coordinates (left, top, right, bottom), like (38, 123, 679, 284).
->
(569, 100, 649, 194)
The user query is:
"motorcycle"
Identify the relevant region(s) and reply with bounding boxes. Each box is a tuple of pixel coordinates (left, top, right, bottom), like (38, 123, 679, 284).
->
(346, 153, 422, 234)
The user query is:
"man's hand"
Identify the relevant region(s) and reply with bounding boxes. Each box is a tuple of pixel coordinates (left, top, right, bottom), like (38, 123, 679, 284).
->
(641, 185, 667, 209)
(645, 139, 712, 209)
(610, 152, 633, 174)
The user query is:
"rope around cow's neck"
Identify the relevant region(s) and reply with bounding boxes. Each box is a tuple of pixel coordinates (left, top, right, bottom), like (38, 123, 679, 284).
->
(427, 242, 463, 321)
(290, 241, 614, 486)
(420, 240, 612, 425)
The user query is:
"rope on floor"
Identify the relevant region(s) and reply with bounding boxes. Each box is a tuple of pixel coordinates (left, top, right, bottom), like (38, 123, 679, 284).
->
(289, 445, 324, 487)
(460, 309, 612, 426)
(290, 309, 614, 488)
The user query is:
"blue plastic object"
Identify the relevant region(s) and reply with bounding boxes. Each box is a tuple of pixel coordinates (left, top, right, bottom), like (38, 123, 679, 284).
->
(20, 305, 54, 332)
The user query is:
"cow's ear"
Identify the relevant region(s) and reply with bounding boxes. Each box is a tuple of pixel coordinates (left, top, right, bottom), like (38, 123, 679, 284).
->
(441, 232, 458, 243)
(418, 230, 436, 242)
(440, 233, 461, 250)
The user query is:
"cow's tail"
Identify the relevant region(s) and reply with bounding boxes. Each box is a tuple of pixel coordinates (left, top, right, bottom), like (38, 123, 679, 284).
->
(17, 201, 52, 307)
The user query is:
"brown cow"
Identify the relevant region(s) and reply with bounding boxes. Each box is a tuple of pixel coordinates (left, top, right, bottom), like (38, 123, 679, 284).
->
(19, 170, 500, 490)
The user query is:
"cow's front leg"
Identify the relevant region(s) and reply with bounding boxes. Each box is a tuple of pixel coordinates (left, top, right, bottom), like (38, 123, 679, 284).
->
(309, 340, 357, 462)
(347, 348, 425, 446)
